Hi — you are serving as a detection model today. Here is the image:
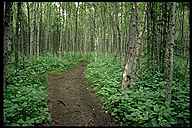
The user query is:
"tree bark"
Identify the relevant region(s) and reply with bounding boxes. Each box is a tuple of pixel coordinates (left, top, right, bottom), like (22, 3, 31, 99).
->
(15, 2, 22, 65)
(3, 2, 12, 89)
(36, 3, 40, 57)
(74, 2, 79, 52)
(164, 2, 176, 105)
(122, 3, 140, 89)
(27, 3, 31, 56)
(59, 2, 63, 57)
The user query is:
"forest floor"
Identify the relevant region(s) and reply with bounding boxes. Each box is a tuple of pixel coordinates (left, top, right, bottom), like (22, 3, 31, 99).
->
(47, 63, 118, 126)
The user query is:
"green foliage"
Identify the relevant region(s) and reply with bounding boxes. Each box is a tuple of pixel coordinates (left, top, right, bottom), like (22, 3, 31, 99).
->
(4, 53, 189, 126)
(4, 53, 84, 126)
(85, 55, 190, 127)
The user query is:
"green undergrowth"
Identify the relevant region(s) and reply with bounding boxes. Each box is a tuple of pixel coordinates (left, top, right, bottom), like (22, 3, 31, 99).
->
(85, 55, 190, 127)
(4, 52, 189, 126)
(4, 52, 89, 126)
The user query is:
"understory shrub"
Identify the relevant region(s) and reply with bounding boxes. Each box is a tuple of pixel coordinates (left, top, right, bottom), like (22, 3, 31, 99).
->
(4, 53, 85, 126)
(85, 55, 190, 127)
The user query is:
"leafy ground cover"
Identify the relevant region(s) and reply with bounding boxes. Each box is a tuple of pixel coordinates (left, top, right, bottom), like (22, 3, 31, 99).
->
(4, 53, 189, 126)
(4, 53, 86, 126)
(85, 55, 190, 127)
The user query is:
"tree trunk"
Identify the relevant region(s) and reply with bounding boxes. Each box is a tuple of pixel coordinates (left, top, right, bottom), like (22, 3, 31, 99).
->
(33, 3, 37, 56)
(114, 3, 121, 57)
(27, 3, 30, 56)
(181, 3, 184, 56)
(74, 2, 79, 52)
(30, 4, 34, 56)
(3, 2, 12, 89)
(164, 2, 176, 105)
(59, 2, 63, 57)
(122, 3, 139, 89)
(36, 3, 40, 57)
(39, 3, 43, 55)
(15, 2, 22, 65)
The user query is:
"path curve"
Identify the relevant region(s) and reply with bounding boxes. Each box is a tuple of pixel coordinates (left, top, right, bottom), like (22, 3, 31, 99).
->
(47, 63, 118, 126)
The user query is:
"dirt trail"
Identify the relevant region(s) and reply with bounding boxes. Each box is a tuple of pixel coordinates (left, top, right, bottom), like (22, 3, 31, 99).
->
(47, 63, 118, 126)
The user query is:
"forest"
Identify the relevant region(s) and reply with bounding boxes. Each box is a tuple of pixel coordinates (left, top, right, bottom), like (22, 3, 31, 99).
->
(3, 2, 190, 127)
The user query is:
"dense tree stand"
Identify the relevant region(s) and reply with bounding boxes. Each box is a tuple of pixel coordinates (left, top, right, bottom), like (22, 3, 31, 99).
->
(3, 2, 189, 127)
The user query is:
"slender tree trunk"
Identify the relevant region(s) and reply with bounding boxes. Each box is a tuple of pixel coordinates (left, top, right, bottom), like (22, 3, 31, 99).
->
(146, 3, 152, 67)
(65, 3, 69, 52)
(36, 3, 40, 57)
(32, 3, 37, 56)
(39, 3, 42, 55)
(138, 3, 147, 58)
(61, 2, 65, 54)
(27, 3, 30, 56)
(164, 2, 176, 105)
(114, 3, 121, 57)
(15, 2, 22, 65)
(30, 4, 34, 56)
(74, 2, 79, 52)
(47, 3, 51, 54)
(19, 4, 23, 61)
(90, 4, 95, 52)
(110, 4, 116, 54)
(3, 2, 12, 89)
(181, 3, 184, 56)
(103, 4, 106, 54)
(160, 3, 168, 73)
(59, 2, 63, 57)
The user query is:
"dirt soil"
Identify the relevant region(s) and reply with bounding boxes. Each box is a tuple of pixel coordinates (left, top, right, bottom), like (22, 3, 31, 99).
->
(47, 63, 118, 126)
